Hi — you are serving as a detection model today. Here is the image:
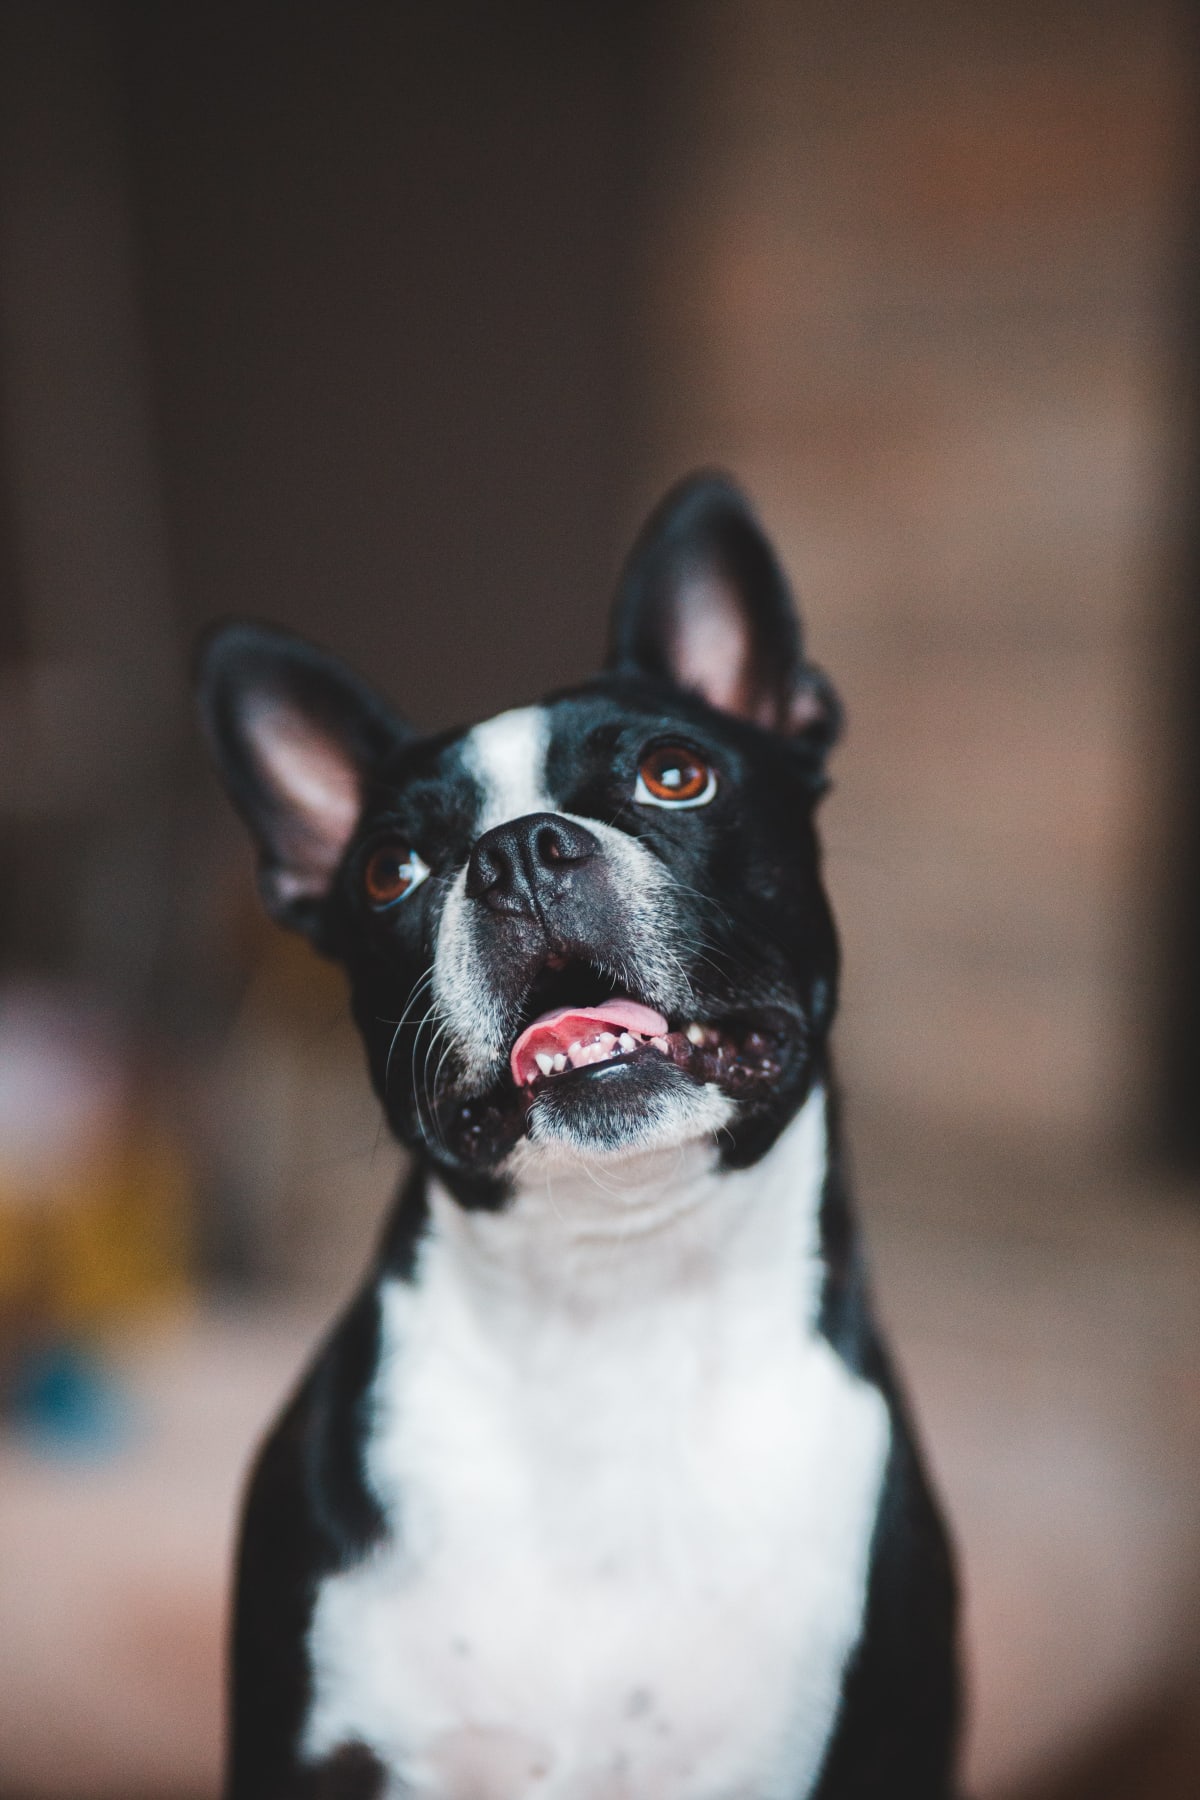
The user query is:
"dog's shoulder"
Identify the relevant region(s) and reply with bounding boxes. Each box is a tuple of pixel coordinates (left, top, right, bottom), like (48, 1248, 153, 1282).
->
(226, 1271, 395, 1796)
(225, 1159, 440, 1791)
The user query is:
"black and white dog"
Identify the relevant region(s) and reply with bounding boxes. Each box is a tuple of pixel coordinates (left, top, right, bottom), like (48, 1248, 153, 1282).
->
(198, 474, 959, 1800)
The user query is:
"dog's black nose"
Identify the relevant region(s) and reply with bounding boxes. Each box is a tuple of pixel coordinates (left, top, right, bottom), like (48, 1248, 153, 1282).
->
(466, 812, 599, 917)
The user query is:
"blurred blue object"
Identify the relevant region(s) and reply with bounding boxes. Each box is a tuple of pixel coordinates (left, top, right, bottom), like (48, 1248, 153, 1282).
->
(8, 1340, 134, 1456)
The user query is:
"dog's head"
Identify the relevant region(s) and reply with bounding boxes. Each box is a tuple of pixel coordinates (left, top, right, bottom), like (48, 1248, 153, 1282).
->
(198, 474, 841, 1194)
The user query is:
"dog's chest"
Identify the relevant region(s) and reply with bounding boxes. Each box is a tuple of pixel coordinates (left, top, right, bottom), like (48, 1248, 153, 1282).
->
(303, 1118, 889, 1800)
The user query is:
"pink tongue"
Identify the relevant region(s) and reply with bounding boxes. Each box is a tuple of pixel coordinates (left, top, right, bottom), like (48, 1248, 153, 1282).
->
(510, 1000, 669, 1087)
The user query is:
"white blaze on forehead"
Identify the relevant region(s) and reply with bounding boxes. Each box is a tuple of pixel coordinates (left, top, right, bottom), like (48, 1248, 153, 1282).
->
(463, 705, 551, 832)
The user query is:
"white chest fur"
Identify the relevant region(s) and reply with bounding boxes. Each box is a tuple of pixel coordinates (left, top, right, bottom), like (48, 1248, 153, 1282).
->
(303, 1092, 890, 1800)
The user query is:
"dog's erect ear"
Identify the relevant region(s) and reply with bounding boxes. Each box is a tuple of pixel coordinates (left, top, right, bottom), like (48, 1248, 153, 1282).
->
(196, 622, 405, 941)
(607, 472, 841, 751)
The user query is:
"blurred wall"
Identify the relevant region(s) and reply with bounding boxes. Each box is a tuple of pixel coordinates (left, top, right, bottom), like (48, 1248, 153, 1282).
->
(0, 2, 179, 1005)
(122, 0, 656, 733)
(638, 0, 1196, 1169)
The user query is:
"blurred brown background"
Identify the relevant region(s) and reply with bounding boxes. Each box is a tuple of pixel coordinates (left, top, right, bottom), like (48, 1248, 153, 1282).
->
(1, 2, 1198, 1796)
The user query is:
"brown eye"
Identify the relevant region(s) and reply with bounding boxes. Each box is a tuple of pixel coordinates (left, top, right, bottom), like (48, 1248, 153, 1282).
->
(364, 843, 430, 908)
(635, 745, 716, 808)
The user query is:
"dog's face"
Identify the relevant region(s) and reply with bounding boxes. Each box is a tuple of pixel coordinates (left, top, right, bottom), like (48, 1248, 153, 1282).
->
(199, 475, 841, 1194)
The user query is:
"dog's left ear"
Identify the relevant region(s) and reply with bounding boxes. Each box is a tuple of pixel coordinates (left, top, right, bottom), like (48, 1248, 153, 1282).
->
(607, 472, 841, 754)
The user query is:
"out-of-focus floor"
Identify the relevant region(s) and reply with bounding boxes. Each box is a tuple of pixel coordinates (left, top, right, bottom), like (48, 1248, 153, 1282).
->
(857, 1120, 1200, 1800)
(2, 1138, 1198, 1800)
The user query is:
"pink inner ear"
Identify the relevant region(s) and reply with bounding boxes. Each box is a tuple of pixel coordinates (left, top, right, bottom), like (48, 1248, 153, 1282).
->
(787, 684, 826, 733)
(670, 573, 777, 728)
(248, 698, 361, 901)
(672, 575, 747, 708)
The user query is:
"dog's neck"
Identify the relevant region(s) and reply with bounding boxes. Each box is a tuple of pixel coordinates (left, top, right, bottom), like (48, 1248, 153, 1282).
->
(420, 1084, 831, 1327)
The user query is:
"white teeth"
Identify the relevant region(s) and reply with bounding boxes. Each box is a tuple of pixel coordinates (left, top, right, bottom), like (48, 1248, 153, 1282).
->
(686, 1022, 706, 1045)
(650, 1035, 670, 1053)
(536, 1027, 654, 1078)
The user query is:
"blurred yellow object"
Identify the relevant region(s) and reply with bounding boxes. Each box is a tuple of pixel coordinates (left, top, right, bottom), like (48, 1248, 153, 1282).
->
(0, 985, 194, 1341)
(0, 1118, 192, 1333)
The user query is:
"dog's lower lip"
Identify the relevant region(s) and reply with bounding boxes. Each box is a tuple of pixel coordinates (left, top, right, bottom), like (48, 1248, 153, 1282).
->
(525, 1045, 656, 1091)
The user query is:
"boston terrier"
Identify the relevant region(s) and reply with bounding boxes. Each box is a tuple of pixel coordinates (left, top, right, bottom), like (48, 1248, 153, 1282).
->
(198, 473, 959, 1800)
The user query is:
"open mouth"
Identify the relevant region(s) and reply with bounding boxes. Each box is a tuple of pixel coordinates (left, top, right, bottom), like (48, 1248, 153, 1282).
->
(432, 955, 800, 1172)
(510, 996, 673, 1085)
(508, 958, 787, 1101)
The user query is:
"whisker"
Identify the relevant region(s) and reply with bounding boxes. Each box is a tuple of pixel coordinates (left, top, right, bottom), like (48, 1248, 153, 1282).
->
(425, 1023, 460, 1155)
(414, 1015, 452, 1151)
(383, 966, 437, 1101)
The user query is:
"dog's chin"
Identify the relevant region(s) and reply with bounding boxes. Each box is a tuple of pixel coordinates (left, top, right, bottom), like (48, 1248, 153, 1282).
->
(521, 1053, 735, 1162)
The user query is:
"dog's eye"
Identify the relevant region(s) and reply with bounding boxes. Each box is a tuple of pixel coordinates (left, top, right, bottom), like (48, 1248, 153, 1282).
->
(364, 844, 430, 908)
(634, 745, 717, 809)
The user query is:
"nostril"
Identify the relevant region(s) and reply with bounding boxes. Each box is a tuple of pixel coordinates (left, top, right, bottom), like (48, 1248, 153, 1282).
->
(465, 842, 508, 901)
(535, 819, 598, 869)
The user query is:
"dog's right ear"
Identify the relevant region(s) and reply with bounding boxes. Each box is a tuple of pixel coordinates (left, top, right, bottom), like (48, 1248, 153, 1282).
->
(196, 622, 406, 944)
(607, 472, 841, 762)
